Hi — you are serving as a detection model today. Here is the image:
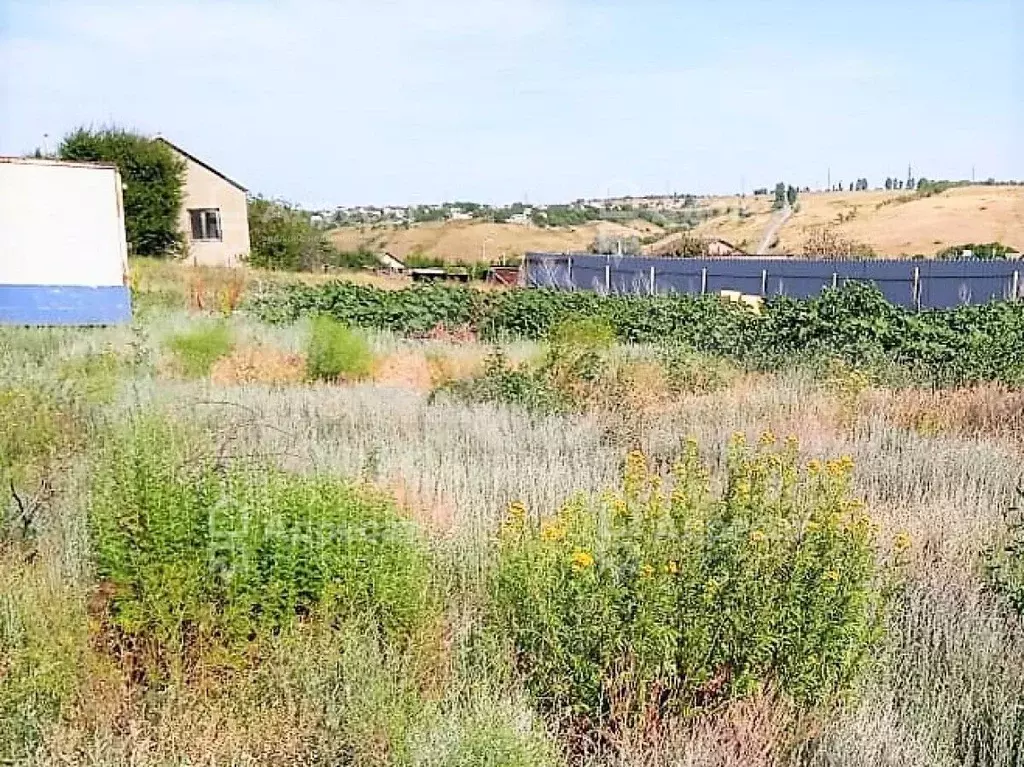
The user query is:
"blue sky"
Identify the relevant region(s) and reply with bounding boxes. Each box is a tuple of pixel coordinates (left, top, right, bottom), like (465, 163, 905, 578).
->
(1, 0, 1021, 207)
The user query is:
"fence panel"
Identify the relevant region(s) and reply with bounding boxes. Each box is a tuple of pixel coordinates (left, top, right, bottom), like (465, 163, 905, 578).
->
(524, 252, 1021, 309)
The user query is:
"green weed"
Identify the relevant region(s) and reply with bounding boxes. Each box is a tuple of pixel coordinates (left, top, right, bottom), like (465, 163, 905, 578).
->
(306, 315, 374, 382)
(88, 418, 437, 680)
(166, 321, 233, 377)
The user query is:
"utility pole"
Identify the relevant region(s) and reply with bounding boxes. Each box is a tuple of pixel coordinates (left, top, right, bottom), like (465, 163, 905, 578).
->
(827, 167, 831, 192)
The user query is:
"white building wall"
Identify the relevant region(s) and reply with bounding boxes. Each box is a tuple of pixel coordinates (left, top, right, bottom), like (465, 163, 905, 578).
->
(0, 159, 128, 286)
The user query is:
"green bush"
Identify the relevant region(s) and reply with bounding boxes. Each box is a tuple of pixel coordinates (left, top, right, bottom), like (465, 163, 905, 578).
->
(490, 437, 890, 729)
(306, 316, 374, 382)
(166, 321, 233, 377)
(247, 197, 338, 271)
(88, 418, 436, 677)
(59, 127, 185, 257)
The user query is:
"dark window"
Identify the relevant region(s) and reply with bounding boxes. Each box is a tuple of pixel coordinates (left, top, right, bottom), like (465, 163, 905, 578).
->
(188, 208, 222, 241)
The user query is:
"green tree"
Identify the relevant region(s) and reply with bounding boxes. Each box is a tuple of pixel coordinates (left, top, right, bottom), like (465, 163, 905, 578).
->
(786, 184, 798, 206)
(773, 182, 787, 209)
(247, 197, 337, 271)
(885, 177, 893, 190)
(58, 128, 185, 257)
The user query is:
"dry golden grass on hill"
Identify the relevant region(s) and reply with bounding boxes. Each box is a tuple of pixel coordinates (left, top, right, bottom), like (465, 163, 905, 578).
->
(328, 185, 1022, 262)
(329, 219, 660, 263)
(695, 185, 1024, 256)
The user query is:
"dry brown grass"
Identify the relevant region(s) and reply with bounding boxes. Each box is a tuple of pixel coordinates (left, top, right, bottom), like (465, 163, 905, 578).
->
(694, 185, 1024, 256)
(209, 345, 307, 386)
(864, 384, 1024, 445)
(608, 691, 799, 767)
(329, 219, 659, 264)
(373, 351, 434, 391)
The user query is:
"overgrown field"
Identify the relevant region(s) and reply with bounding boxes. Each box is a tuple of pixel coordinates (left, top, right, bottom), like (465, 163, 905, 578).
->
(2, 265, 1024, 766)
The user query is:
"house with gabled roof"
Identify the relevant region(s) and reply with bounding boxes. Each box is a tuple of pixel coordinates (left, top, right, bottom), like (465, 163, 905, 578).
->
(156, 137, 250, 267)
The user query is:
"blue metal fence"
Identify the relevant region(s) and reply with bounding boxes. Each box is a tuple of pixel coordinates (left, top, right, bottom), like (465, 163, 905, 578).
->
(524, 253, 1023, 309)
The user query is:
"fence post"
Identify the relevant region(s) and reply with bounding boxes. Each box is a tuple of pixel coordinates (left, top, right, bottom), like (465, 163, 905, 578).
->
(832, 272, 838, 289)
(912, 266, 921, 310)
(566, 257, 573, 288)
(701, 267, 708, 295)
(604, 262, 611, 294)
(649, 265, 656, 295)
(761, 268, 767, 296)
(1014, 270, 1020, 301)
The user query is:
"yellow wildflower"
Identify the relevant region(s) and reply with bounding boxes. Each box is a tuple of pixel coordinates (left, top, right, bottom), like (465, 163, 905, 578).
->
(540, 520, 566, 542)
(758, 430, 776, 446)
(823, 569, 840, 583)
(505, 500, 526, 522)
(749, 529, 767, 544)
(807, 459, 822, 475)
(570, 550, 594, 571)
(640, 563, 655, 579)
(665, 560, 679, 575)
(894, 530, 912, 552)
(703, 578, 720, 601)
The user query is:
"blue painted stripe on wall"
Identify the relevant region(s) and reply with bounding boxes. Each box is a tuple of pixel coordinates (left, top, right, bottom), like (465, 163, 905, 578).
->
(0, 285, 132, 325)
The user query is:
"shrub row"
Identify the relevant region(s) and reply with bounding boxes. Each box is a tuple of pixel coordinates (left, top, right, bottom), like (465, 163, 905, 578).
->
(247, 282, 1024, 385)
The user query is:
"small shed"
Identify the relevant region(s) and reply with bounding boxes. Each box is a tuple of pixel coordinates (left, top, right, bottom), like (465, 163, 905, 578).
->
(0, 157, 131, 325)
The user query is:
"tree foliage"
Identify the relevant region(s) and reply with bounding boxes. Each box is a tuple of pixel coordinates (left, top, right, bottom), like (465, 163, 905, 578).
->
(58, 127, 185, 257)
(773, 182, 787, 210)
(247, 197, 337, 271)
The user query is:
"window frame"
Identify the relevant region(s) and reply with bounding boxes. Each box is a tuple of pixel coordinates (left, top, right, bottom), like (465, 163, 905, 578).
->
(188, 208, 223, 242)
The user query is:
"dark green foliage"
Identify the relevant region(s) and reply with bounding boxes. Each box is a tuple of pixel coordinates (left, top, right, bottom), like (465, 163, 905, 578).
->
(773, 182, 787, 210)
(936, 242, 1019, 260)
(88, 419, 435, 675)
(249, 281, 488, 332)
(247, 197, 337, 271)
(59, 128, 185, 257)
(248, 281, 1024, 387)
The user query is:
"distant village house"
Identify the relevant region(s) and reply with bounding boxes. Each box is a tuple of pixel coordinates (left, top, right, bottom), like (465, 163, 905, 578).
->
(156, 137, 250, 267)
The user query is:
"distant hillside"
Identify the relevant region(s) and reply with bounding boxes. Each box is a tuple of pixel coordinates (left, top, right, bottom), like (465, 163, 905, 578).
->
(329, 219, 662, 263)
(691, 185, 1023, 256)
(329, 185, 1023, 263)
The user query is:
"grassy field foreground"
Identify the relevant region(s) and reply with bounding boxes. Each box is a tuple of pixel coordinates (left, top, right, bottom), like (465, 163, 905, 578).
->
(2, 267, 1023, 766)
